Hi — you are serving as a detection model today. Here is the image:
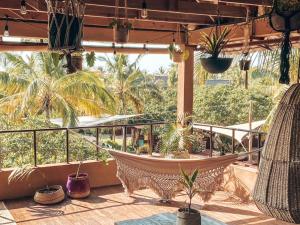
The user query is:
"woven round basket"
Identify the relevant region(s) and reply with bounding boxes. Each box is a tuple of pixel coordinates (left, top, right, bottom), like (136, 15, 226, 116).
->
(34, 185, 65, 205)
(253, 83, 300, 223)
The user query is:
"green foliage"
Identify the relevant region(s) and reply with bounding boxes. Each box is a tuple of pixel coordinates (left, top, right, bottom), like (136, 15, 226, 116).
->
(276, 0, 300, 12)
(193, 85, 273, 126)
(199, 27, 231, 58)
(0, 52, 114, 127)
(0, 116, 109, 168)
(180, 168, 199, 213)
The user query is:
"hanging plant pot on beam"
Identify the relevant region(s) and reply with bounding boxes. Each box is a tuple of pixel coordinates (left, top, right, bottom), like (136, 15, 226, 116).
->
(198, 27, 233, 74)
(111, 19, 132, 44)
(168, 43, 189, 63)
(269, 0, 300, 84)
(46, 0, 85, 73)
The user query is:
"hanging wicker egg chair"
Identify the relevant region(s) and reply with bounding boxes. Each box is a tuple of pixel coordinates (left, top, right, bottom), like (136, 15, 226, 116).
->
(253, 83, 300, 223)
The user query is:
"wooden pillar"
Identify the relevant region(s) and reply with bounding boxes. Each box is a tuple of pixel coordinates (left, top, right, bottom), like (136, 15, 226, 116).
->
(177, 46, 194, 123)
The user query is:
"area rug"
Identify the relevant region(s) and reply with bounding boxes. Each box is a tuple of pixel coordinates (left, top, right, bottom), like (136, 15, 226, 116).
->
(115, 212, 226, 225)
(0, 202, 16, 225)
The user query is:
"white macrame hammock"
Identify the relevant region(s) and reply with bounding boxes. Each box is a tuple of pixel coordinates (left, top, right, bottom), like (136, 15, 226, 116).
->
(70, 130, 240, 202)
(108, 149, 238, 202)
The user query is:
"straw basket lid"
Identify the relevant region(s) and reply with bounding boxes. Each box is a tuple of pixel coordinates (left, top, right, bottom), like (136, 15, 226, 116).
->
(253, 83, 300, 223)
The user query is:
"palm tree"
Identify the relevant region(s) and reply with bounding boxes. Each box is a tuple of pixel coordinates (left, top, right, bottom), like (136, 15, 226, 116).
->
(0, 52, 114, 127)
(99, 54, 161, 114)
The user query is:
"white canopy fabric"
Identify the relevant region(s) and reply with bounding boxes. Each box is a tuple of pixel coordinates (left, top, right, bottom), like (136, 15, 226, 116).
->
(193, 120, 265, 143)
(50, 114, 140, 127)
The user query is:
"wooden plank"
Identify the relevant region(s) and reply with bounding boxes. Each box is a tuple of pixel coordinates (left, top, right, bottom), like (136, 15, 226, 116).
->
(0, 0, 247, 19)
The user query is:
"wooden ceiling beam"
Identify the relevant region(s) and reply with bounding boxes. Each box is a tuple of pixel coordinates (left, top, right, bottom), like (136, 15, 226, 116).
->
(0, 2, 216, 25)
(0, 0, 247, 19)
(86, 0, 247, 18)
(0, 41, 169, 54)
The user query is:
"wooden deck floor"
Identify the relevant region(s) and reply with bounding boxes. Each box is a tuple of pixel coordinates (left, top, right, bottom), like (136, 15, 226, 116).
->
(4, 185, 293, 225)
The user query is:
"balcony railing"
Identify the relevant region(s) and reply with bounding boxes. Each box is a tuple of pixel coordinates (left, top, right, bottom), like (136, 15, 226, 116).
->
(0, 121, 267, 168)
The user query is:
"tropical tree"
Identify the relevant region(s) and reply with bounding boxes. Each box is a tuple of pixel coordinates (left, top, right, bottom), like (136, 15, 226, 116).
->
(0, 52, 114, 127)
(99, 54, 161, 114)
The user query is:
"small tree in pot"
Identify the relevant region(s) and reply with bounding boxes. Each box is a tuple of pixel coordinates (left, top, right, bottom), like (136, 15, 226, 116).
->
(177, 168, 201, 225)
(199, 27, 233, 74)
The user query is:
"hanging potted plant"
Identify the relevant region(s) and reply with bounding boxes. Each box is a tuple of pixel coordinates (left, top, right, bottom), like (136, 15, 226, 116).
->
(110, 19, 132, 43)
(46, 0, 85, 52)
(8, 165, 65, 205)
(269, 0, 300, 84)
(199, 27, 233, 74)
(168, 43, 189, 63)
(176, 168, 201, 225)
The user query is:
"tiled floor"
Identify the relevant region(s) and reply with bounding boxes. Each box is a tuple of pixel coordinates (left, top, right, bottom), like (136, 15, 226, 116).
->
(4, 185, 293, 225)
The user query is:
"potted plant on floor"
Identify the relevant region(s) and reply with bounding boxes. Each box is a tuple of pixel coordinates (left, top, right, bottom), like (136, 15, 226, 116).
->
(66, 161, 91, 199)
(110, 19, 132, 43)
(199, 27, 233, 74)
(177, 168, 201, 225)
(8, 165, 65, 205)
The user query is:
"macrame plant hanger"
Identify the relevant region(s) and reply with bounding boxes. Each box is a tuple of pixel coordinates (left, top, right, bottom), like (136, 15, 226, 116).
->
(45, 0, 85, 73)
(269, 0, 300, 84)
(241, 8, 251, 89)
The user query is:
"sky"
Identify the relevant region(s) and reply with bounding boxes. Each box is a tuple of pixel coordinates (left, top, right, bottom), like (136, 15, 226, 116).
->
(95, 53, 172, 73)
(3, 37, 173, 74)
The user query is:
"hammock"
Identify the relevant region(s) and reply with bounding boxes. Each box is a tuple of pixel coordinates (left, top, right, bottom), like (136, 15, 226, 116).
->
(107, 149, 238, 202)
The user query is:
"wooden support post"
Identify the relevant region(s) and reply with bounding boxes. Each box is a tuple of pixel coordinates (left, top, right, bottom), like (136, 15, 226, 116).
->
(258, 132, 262, 165)
(33, 131, 37, 167)
(177, 45, 194, 123)
(122, 126, 127, 152)
(248, 100, 253, 162)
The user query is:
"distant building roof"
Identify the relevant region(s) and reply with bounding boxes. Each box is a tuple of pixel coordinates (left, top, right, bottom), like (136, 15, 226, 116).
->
(205, 79, 231, 86)
(193, 120, 265, 143)
(50, 114, 140, 127)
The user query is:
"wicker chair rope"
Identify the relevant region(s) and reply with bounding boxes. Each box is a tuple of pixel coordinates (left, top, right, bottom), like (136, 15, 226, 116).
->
(253, 83, 300, 224)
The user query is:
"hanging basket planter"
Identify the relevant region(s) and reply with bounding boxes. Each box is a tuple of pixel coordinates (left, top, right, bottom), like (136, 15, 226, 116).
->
(171, 51, 184, 63)
(46, 0, 85, 52)
(239, 59, 251, 71)
(200, 57, 233, 74)
(113, 25, 130, 43)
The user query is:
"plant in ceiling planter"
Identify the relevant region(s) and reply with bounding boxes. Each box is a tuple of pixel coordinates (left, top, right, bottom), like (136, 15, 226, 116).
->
(8, 165, 65, 205)
(176, 168, 201, 225)
(110, 19, 132, 43)
(269, 0, 300, 84)
(199, 27, 233, 74)
(168, 43, 189, 63)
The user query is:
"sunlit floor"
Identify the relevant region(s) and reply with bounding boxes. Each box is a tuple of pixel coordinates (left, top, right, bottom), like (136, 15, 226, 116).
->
(4, 185, 293, 225)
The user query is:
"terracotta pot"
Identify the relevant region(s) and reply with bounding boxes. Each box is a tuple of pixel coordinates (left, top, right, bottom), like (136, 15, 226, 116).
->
(172, 52, 183, 63)
(200, 57, 233, 74)
(66, 173, 90, 198)
(239, 59, 251, 71)
(34, 185, 65, 205)
(176, 208, 201, 225)
(71, 55, 83, 71)
(114, 26, 129, 43)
